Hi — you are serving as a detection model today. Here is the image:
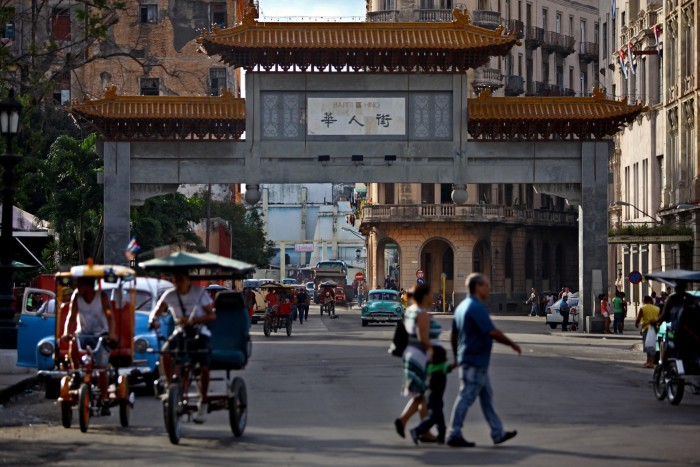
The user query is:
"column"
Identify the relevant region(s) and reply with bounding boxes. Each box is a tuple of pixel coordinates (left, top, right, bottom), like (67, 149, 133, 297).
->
(103, 142, 131, 265)
(279, 241, 286, 282)
(579, 141, 610, 331)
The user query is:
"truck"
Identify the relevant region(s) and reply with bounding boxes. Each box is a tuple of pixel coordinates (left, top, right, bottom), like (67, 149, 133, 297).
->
(312, 261, 355, 303)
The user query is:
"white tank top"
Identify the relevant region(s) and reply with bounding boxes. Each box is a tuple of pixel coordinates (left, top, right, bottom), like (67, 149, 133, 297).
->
(75, 291, 109, 335)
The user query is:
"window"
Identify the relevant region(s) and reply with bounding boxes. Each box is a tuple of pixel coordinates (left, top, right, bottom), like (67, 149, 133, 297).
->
(580, 19, 586, 42)
(421, 184, 435, 204)
(140, 78, 159, 96)
(479, 184, 490, 204)
(556, 65, 563, 88)
(633, 163, 639, 218)
(383, 183, 395, 204)
(100, 72, 112, 90)
(603, 22, 607, 55)
(555, 13, 561, 33)
(420, 0, 433, 9)
(140, 4, 158, 23)
(642, 159, 648, 214)
(51, 9, 71, 40)
(380, 0, 396, 10)
(0, 7, 14, 40)
(518, 0, 522, 21)
(569, 67, 574, 91)
(505, 241, 513, 279)
(569, 16, 573, 36)
(478, 0, 489, 10)
(209, 68, 227, 96)
(440, 184, 452, 204)
(580, 71, 588, 96)
(525, 241, 534, 280)
(542, 8, 547, 29)
(505, 0, 511, 20)
(526, 2, 531, 27)
(541, 57, 549, 84)
(682, 9, 694, 78)
(505, 184, 513, 206)
(210, 2, 226, 28)
(517, 54, 523, 76)
(624, 166, 630, 219)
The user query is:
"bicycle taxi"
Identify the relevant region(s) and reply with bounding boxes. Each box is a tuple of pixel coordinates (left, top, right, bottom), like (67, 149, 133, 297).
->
(259, 282, 294, 337)
(140, 251, 254, 444)
(47, 262, 138, 432)
(644, 270, 700, 405)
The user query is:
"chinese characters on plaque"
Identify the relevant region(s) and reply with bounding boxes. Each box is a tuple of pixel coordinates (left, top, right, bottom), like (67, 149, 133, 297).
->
(307, 97, 406, 136)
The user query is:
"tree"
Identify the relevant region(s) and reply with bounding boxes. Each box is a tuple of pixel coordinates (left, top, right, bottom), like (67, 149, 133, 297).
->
(36, 133, 103, 266)
(131, 194, 204, 255)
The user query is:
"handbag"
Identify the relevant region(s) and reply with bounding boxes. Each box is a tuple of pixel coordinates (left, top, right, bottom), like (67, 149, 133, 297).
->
(388, 321, 408, 357)
(643, 326, 657, 354)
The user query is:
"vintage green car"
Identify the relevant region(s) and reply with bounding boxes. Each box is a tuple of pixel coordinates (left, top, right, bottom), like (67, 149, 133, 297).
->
(361, 289, 404, 326)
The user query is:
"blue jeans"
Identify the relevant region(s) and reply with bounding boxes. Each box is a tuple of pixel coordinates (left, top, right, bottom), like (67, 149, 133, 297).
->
(357, 295, 363, 307)
(613, 312, 623, 333)
(448, 365, 504, 442)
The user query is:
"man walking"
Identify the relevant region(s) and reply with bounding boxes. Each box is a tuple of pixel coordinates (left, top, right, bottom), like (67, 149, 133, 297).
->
(447, 273, 521, 448)
(296, 288, 309, 324)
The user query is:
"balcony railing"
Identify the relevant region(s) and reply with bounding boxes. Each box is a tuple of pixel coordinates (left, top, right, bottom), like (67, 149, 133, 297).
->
(504, 75, 524, 96)
(472, 67, 503, 90)
(362, 204, 578, 226)
(525, 80, 545, 95)
(504, 19, 525, 39)
(472, 10, 501, 30)
(366, 10, 400, 22)
(579, 41, 598, 62)
(413, 9, 453, 22)
(542, 31, 576, 56)
(525, 26, 544, 49)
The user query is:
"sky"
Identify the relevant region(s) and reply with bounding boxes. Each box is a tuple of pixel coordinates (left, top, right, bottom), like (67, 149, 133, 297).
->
(256, 0, 366, 20)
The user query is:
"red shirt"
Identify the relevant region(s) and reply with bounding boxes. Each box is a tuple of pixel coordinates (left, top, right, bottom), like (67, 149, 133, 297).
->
(265, 292, 279, 306)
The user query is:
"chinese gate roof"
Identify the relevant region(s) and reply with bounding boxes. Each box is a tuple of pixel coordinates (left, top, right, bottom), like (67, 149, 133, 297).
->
(467, 88, 648, 140)
(67, 86, 245, 140)
(199, 6, 519, 73)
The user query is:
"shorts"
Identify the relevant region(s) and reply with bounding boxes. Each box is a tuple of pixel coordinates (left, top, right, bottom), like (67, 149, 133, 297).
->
(162, 329, 211, 367)
(602, 312, 609, 318)
(76, 333, 111, 368)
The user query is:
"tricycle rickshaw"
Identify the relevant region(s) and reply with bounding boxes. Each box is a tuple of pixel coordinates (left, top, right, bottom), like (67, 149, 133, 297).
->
(141, 251, 254, 445)
(259, 282, 294, 337)
(644, 270, 700, 405)
(319, 280, 337, 317)
(46, 262, 138, 432)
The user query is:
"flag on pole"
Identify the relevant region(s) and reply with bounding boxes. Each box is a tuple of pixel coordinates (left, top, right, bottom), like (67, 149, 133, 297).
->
(125, 238, 141, 261)
(618, 48, 628, 79)
(627, 42, 636, 75)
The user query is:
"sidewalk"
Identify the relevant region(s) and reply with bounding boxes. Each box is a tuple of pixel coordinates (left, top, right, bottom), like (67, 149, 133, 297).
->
(0, 349, 39, 404)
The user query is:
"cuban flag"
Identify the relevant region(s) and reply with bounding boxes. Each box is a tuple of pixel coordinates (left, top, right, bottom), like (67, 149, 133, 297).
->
(627, 41, 636, 75)
(125, 238, 141, 261)
(618, 48, 628, 79)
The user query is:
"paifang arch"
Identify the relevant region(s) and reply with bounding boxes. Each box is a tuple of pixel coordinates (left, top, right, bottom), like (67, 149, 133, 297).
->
(70, 7, 646, 331)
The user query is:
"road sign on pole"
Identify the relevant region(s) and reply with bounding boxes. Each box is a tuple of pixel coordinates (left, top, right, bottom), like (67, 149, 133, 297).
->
(416, 269, 425, 279)
(355, 272, 365, 282)
(416, 278, 425, 285)
(628, 270, 642, 284)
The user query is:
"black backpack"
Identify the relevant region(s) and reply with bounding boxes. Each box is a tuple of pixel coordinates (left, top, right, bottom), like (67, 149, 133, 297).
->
(388, 321, 408, 357)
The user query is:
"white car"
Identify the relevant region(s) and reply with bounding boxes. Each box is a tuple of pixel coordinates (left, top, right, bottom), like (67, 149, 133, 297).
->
(545, 293, 579, 329)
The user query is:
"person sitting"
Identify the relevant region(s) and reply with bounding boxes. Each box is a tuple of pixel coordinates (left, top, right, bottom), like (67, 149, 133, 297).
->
(61, 277, 116, 416)
(149, 270, 216, 424)
(321, 285, 335, 312)
(264, 288, 279, 314)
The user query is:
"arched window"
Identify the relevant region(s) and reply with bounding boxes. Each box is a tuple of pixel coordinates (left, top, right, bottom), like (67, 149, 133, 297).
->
(442, 248, 454, 280)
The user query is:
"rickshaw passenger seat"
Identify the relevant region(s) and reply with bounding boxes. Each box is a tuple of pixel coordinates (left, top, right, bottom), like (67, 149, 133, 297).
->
(210, 292, 250, 371)
(278, 302, 292, 316)
(109, 302, 133, 366)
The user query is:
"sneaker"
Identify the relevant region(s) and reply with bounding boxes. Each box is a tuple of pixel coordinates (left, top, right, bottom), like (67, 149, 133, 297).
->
(494, 430, 517, 445)
(394, 418, 405, 438)
(447, 437, 476, 448)
(193, 401, 208, 424)
(101, 401, 111, 416)
(409, 428, 419, 446)
(437, 432, 446, 445)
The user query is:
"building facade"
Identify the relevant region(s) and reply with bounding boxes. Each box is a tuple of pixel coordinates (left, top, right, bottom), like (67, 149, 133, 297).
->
(362, 0, 599, 308)
(603, 0, 699, 299)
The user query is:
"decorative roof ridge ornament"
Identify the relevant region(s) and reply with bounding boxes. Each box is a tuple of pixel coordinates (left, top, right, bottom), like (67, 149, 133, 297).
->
(452, 7, 472, 26)
(104, 84, 118, 100)
(242, 4, 258, 27)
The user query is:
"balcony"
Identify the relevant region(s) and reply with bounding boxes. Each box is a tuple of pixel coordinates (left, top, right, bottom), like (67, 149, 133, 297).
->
(361, 204, 578, 227)
(472, 67, 503, 91)
(579, 41, 598, 62)
(525, 26, 544, 49)
(366, 10, 400, 22)
(413, 9, 453, 22)
(504, 19, 525, 39)
(504, 75, 524, 96)
(525, 80, 545, 96)
(542, 31, 576, 56)
(472, 10, 501, 30)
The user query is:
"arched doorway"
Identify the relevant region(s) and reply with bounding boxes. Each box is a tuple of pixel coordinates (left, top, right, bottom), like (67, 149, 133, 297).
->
(472, 240, 491, 277)
(377, 238, 401, 290)
(420, 238, 455, 303)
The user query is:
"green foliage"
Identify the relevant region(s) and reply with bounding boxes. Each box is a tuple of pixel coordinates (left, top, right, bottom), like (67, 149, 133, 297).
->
(609, 224, 693, 237)
(35, 134, 104, 266)
(131, 195, 204, 254)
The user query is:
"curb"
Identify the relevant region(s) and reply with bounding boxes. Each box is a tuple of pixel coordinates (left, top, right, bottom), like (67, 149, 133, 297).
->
(0, 375, 40, 405)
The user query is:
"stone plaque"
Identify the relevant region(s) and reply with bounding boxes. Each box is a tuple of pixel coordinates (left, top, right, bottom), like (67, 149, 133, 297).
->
(307, 97, 406, 136)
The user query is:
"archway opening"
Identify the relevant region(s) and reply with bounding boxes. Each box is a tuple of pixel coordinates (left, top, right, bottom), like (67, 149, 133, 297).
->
(377, 238, 400, 291)
(420, 238, 455, 306)
(473, 240, 492, 277)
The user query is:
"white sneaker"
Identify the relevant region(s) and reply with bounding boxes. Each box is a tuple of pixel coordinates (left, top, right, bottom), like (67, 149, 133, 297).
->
(193, 401, 208, 424)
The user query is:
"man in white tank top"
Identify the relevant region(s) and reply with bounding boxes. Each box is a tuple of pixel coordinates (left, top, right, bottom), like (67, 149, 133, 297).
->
(61, 276, 115, 415)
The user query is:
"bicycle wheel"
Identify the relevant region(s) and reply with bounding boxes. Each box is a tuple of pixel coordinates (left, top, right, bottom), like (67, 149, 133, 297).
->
(228, 377, 248, 437)
(60, 400, 72, 429)
(666, 366, 685, 406)
(653, 365, 667, 401)
(263, 318, 271, 337)
(78, 384, 91, 433)
(286, 318, 292, 336)
(165, 384, 183, 444)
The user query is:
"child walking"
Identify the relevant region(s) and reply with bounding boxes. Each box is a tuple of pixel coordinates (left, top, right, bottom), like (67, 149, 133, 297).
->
(410, 345, 450, 445)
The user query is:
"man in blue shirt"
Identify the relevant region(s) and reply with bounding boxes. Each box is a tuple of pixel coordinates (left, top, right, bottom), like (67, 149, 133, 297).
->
(447, 273, 522, 448)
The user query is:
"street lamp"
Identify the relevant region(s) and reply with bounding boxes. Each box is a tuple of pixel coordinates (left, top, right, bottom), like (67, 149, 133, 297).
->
(613, 200, 662, 223)
(0, 89, 22, 349)
(340, 226, 365, 240)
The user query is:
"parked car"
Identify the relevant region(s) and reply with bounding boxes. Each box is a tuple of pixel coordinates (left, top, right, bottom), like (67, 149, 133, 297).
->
(282, 278, 297, 285)
(305, 281, 315, 297)
(546, 293, 579, 329)
(361, 289, 404, 326)
(17, 277, 174, 396)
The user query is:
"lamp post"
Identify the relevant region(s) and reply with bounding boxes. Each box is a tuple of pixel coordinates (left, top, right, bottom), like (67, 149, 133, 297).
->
(0, 90, 22, 349)
(613, 200, 662, 223)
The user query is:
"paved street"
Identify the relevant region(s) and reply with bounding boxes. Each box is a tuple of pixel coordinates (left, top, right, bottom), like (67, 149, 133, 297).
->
(1, 306, 699, 466)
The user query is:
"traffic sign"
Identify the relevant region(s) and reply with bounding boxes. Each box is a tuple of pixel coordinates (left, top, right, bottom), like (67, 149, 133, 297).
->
(416, 278, 425, 285)
(355, 272, 365, 282)
(416, 269, 425, 279)
(628, 270, 642, 284)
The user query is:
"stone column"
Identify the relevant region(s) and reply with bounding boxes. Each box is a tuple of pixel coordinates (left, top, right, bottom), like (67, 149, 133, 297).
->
(103, 142, 131, 265)
(579, 141, 610, 331)
(279, 241, 286, 281)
